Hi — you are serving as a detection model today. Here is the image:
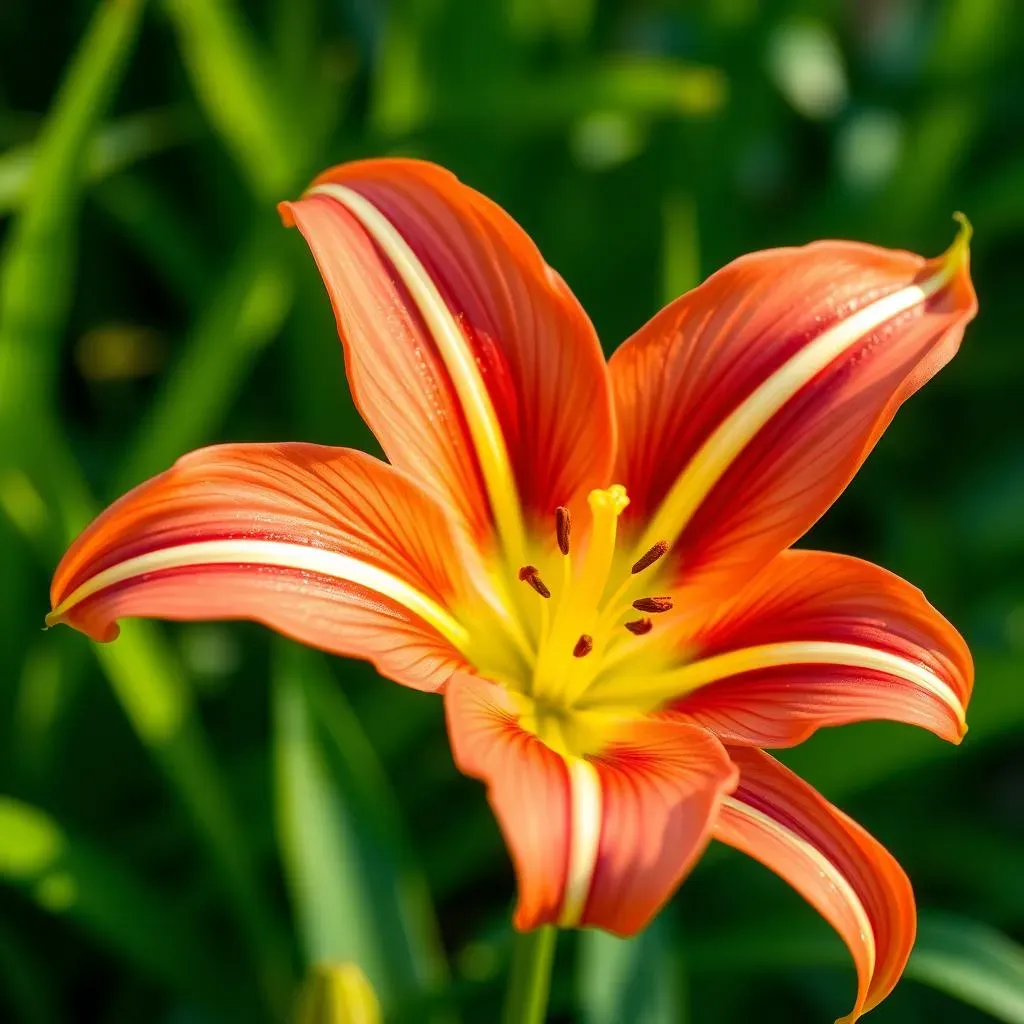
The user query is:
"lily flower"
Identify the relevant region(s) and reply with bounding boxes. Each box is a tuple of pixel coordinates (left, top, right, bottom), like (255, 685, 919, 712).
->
(49, 160, 976, 1021)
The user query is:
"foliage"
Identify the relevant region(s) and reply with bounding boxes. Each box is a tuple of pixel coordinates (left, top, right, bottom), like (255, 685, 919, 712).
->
(1, 0, 1022, 1020)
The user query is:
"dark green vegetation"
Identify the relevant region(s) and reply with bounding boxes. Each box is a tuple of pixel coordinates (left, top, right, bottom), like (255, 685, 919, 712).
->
(1, 0, 1023, 1021)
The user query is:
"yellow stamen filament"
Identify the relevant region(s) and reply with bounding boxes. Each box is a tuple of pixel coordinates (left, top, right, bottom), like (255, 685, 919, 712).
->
(635, 228, 971, 559)
(719, 794, 876, 980)
(582, 640, 965, 724)
(558, 757, 602, 927)
(48, 539, 470, 651)
(532, 486, 630, 704)
(313, 183, 528, 565)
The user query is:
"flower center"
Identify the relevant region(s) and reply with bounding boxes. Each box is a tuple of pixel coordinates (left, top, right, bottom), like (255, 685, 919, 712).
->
(470, 486, 670, 754)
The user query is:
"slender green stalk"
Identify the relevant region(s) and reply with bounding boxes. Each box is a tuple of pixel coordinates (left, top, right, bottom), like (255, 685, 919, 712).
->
(503, 926, 558, 1024)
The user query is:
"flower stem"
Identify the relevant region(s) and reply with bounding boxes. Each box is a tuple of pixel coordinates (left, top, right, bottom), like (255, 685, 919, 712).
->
(503, 926, 558, 1024)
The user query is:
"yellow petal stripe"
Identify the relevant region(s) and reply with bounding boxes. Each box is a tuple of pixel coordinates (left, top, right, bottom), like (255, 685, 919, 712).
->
(46, 539, 470, 650)
(635, 229, 969, 558)
(312, 182, 528, 565)
(558, 756, 603, 927)
(582, 640, 966, 724)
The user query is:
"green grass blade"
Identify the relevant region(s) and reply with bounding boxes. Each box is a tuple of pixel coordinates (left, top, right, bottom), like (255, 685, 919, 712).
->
(0, 797, 225, 1005)
(273, 644, 450, 1014)
(684, 909, 1024, 1021)
(0, 0, 145, 424)
(0, 106, 196, 217)
(909, 913, 1024, 1023)
(162, 0, 303, 198)
(0, 919, 59, 1024)
(578, 918, 683, 1024)
(93, 171, 214, 307)
(114, 221, 292, 490)
(91, 618, 295, 1016)
(661, 192, 701, 306)
(427, 58, 727, 131)
(3, 431, 296, 1018)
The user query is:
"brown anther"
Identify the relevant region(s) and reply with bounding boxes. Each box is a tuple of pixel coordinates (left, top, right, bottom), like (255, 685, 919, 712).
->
(555, 505, 571, 556)
(632, 596, 673, 614)
(631, 540, 669, 574)
(518, 565, 551, 599)
(572, 634, 594, 658)
(624, 617, 653, 636)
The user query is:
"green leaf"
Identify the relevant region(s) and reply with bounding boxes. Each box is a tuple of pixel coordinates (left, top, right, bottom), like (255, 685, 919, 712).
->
(0, 107, 196, 217)
(0, 0, 144, 426)
(419, 58, 727, 132)
(114, 220, 292, 491)
(273, 644, 450, 1014)
(0, 797, 225, 1005)
(0, 919, 59, 1024)
(92, 620, 295, 1016)
(909, 913, 1024, 1023)
(681, 909, 1024, 1021)
(661, 191, 701, 305)
(94, 171, 214, 307)
(162, 0, 304, 198)
(578, 917, 683, 1024)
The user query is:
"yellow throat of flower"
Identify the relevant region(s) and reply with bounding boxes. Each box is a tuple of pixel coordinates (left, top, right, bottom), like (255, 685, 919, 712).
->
(466, 485, 674, 758)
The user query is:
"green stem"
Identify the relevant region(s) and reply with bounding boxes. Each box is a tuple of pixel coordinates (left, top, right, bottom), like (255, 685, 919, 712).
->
(503, 926, 558, 1024)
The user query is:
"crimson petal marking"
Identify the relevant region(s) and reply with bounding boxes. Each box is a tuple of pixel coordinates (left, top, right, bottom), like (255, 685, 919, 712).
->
(636, 233, 968, 556)
(311, 181, 528, 563)
(660, 549, 972, 747)
(48, 444, 471, 692)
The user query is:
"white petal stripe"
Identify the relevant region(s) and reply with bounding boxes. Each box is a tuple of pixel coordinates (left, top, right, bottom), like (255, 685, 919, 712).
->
(47, 539, 470, 650)
(558, 756, 603, 927)
(718, 793, 877, 979)
(583, 640, 965, 724)
(312, 182, 528, 564)
(637, 256, 960, 557)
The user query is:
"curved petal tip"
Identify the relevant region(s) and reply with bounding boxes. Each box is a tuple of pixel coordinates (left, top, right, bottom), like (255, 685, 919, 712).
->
(942, 211, 972, 274)
(277, 200, 296, 228)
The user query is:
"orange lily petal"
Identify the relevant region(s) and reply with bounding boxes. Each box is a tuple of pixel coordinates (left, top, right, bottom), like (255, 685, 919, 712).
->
(610, 227, 977, 604)
(445, 674, 737, 935)
(665, 549, 972, 746)
(49, 444, 470, 692)
(579, 717, 738, 936)
(444, 676, 571, 929)
(714, 747, 915, 1024)
(281, 159, 615, 561)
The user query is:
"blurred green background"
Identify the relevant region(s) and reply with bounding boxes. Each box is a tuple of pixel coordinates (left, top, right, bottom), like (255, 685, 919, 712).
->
(1, 0, 1023, 1021)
